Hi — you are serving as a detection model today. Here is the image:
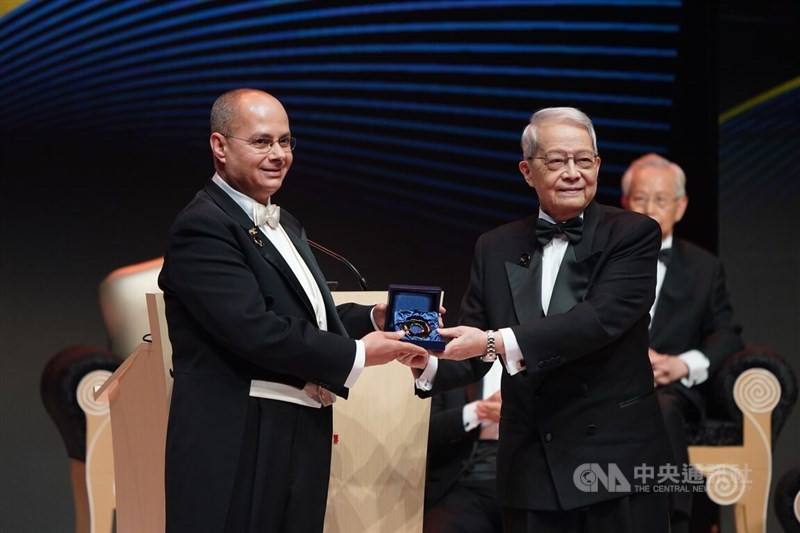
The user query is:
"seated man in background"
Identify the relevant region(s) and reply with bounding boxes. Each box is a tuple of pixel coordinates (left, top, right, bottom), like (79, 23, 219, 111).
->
(424, 360, 503, 533)
(621, 153, 745, 533)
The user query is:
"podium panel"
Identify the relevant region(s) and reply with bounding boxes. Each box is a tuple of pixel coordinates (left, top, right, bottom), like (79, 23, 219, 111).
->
(94, 339, 169, 533)
(85, 290, 429, 533)
(91, 293, 172, 533)
(325, 291, 431, 533)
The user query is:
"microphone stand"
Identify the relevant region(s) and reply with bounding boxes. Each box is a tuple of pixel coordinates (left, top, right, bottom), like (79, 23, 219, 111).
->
(307, 239, 368, 290)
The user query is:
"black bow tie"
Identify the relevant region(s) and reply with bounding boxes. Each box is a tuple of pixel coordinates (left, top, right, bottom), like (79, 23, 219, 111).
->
(658, 248, 672, 265)
(536, 217, 583, 247)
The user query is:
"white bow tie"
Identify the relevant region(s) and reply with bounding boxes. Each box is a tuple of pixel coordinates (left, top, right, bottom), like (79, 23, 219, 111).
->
(253, 201, 280, 229)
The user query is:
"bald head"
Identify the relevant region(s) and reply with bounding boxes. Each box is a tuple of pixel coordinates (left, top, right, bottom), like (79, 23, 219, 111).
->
(210, 88, 286, 135)
(620, 153, 685, 198)
(621, 153, 688, 239)
(209, 89, 293, 204)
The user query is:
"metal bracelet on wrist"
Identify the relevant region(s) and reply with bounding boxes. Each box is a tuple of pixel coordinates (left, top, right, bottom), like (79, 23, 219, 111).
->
(480, 330, 498, 362)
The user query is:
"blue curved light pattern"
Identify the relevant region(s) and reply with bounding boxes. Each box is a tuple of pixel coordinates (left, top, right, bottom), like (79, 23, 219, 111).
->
(719, 87, 800, 211)
(1, 0, 681, 228)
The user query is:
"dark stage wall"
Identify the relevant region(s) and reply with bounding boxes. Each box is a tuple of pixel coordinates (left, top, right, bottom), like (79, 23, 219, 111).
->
(0, 1, 797, 531)
(717, 2, 800, 531)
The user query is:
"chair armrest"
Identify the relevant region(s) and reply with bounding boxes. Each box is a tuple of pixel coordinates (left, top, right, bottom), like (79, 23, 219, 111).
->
(40, 345, 122, 461)
(708, 344, 797, 440)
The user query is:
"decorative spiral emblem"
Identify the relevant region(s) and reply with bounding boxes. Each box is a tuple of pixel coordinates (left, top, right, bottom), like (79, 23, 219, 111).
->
(733, 368, 781, 413)
(76, 370, 113, 416)
(794, 490, 800, 524)
(705, 465, 747, 505)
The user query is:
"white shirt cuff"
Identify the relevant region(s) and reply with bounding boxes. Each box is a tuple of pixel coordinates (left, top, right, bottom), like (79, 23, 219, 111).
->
(344, 339, 366, 388)
(679, 349, 710, 387)
(462, 401, 480, 432)
(499, 328, 526, 376)
(369, 306, 382, 331)
(415, 355, 439, 391)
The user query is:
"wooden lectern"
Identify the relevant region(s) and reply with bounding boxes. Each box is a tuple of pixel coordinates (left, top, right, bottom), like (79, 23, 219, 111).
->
(325, 292, 431, 533)
(85, 291, 430, 533)
(90, 294, 173, 533)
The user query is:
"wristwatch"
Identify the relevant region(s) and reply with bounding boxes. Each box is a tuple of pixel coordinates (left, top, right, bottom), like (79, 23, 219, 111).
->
(481, 330, 498, 362)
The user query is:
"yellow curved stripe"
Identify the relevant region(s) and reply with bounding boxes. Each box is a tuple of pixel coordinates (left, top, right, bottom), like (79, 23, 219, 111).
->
(720, 75, 800, 124)
(0, 0, 28, 17)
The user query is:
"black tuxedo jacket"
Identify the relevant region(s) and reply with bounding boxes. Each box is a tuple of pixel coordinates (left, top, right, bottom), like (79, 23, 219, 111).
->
(422, 201, 672, 511)
(650, 237, 743, 408)
(159, 182, 373, 532)
(425, 382, 485, 508)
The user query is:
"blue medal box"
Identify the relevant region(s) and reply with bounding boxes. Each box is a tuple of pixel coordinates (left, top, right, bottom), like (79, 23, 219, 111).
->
(384, 284, 446, 351)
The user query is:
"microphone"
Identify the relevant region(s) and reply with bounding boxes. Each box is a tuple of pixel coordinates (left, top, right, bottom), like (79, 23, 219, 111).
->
(307, 239, 368, 290)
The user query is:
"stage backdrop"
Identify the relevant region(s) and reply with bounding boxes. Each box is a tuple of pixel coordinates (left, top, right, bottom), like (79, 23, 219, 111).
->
(0, 1, 728, 531)
(717, 2, 800, 531)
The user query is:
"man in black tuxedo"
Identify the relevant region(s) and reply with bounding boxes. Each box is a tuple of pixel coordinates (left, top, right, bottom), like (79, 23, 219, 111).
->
(621, 153, 744, 532)
(416, 107, 673, 532)
(424, 361, 503, 533)
(159, 88, 426, 533)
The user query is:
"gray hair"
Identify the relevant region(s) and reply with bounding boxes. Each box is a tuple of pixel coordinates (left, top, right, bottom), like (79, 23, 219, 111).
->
(620, 153, 686, 197)
(210, 88, 259, 134)
(520, 107, 598, 159)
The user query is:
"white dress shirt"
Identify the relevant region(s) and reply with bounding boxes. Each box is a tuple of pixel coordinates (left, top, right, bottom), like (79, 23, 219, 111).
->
(462, 359, 503, 439)
(415, 209, 578, 388)
(212, 175, 365, 406)
(415, 216, 711, 394)
(500, 209, 574, 376)
(652, 234, 710, 387)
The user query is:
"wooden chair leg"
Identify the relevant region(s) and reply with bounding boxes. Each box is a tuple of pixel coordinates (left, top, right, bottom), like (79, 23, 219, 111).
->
(734, 503, 748, 532)
(733, 369, 778, 533)
(70, 459, 89, 533)
(734, 470, 770, 533)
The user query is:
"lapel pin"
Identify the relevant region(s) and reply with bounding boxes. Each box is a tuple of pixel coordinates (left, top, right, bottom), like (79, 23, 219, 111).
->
(519, 253, 531, 267)
(248, 227, 264, 247)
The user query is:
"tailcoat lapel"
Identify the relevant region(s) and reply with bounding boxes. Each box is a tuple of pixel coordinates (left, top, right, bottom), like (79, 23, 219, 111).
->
(281, 218, 348, 336)
(204, 182, 317, 321)
(505, 217, 544, 324)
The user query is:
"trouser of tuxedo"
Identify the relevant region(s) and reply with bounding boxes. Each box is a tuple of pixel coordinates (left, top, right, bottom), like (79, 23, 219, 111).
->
(424, 441, 503, 533)
(224, 397, 332, 533)
(423, 479, 503, 533)
(656, 384, 695, 533)
(502, 492, 670, 533)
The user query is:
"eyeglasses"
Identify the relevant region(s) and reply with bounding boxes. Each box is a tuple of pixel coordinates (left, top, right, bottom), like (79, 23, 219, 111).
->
(224, 134, 296, 154)
(529, 151, 598, 171)
(627, 195, 679, 210)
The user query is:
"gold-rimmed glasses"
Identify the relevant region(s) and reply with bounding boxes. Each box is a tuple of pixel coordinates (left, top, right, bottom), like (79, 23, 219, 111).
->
(529, 150, 598, 171)
(223, 134, 296, 154)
